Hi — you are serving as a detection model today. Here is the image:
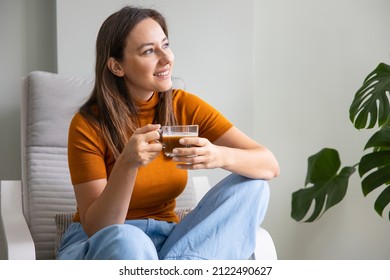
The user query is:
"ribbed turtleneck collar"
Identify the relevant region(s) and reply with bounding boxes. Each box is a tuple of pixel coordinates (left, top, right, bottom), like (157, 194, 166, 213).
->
(135, 92, 159, 124)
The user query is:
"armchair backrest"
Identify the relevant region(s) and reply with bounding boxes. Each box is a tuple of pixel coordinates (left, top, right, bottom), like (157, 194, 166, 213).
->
(22, 71, 186, 259)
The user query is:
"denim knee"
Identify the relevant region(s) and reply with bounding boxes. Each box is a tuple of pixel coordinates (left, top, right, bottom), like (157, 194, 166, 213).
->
(205, 174, 271, 224)
(248, 178, 270, 223)
(242, 177, 270, 206)
(233, 175, 271, 222)
(85, 224, 158, 260)
(209, 173, 270, 206)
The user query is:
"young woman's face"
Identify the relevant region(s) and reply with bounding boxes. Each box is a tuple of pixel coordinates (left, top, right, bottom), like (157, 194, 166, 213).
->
(115, 17, 174, 101)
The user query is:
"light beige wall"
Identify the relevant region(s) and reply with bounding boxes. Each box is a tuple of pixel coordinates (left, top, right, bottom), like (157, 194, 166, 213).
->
(254, 0, 390, 259)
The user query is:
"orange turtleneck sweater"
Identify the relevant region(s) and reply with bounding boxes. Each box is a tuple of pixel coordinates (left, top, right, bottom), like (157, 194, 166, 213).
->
(67, 89, 232, 223)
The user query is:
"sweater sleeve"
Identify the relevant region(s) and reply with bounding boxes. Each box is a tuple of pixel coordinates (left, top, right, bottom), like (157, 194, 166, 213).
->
(67, 113, 109, 185)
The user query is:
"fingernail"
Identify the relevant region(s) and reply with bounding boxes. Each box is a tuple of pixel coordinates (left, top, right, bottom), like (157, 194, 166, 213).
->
(173, 149, 178, 154)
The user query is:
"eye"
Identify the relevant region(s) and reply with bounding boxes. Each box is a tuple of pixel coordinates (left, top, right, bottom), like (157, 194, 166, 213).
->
(163, 42, 170, 49)
(143, 48, 154, 55)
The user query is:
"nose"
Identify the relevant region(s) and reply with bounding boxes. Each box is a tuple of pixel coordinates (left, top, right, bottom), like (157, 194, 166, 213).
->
(158, 49, 174, 66)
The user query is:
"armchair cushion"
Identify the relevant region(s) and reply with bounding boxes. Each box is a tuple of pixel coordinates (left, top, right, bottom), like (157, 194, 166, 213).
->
(54, 211, 75, 255)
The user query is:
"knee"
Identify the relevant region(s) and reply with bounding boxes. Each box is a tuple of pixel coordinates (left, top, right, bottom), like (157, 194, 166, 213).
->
(226, 173, 270, 201)
(251, 178, 270, 201)
(216, 174, 271, 225)
(208, 174, 270, 211)
(243, 178, 270, 208)
(232, 176, 271, 224)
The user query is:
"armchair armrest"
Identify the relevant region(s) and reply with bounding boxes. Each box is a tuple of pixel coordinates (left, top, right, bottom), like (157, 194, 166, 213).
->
(191, 175, 210, 204)
(253, 227, 277, 260)
(0, 180, 35, 259)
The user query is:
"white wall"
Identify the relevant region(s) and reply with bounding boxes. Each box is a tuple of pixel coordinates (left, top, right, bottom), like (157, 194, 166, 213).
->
(255, 0, 390, 259)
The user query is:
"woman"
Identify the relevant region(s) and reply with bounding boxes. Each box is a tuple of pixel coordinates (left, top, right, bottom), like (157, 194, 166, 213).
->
(57, 6, 279, 260)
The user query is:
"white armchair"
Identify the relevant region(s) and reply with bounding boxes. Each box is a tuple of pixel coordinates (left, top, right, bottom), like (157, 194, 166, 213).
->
(0, 71, 277, 260)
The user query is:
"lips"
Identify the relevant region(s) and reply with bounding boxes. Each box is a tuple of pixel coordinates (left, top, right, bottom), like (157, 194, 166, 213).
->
(153, 64, 171, 78)
(153, 70, 170, 77)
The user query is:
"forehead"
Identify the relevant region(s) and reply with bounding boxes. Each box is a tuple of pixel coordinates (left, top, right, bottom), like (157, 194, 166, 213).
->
(127, 18, 166, 46)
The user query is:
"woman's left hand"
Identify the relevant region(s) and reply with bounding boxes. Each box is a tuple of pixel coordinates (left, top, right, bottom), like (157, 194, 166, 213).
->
(172, 137, 224, 170)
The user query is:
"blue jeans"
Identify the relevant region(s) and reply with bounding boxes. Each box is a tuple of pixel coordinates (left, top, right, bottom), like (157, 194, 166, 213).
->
(56, 173, 270, 260)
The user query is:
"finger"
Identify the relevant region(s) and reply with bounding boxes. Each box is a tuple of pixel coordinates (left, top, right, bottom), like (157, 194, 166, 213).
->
(172, 154, 201, 164)
(145, 130, 162, 143)
(179, 137, 206, 147)
(172, 146, 205, 157)
(147, 142, 163, 152)
(176, 162, 205, 170)
(134, 124, 161, 135)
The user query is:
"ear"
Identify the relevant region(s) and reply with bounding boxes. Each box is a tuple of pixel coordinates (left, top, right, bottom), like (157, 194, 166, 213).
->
(107, 57, 124, 77)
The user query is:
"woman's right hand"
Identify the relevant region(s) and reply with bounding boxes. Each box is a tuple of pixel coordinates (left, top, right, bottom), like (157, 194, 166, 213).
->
(119, 124, 163, 168)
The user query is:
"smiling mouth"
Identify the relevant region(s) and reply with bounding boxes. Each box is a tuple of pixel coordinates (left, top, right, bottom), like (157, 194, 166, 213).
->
(153, 70, 170, 77)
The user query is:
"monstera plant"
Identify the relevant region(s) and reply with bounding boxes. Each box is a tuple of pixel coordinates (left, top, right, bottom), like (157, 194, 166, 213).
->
(291, 62, 390, 222)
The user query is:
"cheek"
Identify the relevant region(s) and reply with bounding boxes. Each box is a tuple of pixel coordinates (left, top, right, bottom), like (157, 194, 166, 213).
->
(125, 63, 152, 79)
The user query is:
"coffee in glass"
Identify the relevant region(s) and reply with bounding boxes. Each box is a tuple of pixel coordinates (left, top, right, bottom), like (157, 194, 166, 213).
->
(160, 125, 199, 157)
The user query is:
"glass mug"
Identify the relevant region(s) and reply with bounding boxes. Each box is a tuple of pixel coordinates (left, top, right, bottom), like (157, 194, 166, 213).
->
(159, 125, 199, 157)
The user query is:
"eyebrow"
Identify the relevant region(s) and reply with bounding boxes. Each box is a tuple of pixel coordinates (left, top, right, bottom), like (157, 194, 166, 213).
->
(137, 37, 168, 51)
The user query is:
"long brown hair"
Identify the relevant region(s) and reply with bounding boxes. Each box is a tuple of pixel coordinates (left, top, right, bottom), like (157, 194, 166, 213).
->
(80, 6, 177, 158)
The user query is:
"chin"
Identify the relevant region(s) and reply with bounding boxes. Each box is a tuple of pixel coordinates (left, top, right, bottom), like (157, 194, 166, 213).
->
(156, 81, 173, 92)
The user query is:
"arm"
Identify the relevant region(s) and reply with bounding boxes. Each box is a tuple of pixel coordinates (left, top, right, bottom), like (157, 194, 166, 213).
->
(173, 126, 280, 180)
(73, 124, 162, 237)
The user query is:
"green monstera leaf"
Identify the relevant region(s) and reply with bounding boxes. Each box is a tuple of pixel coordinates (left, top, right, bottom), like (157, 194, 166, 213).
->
(291, 148, 356, 222)
(349, 63, 390, 129)
(358, 124, 390, 220)
(292, 63, 390, 223)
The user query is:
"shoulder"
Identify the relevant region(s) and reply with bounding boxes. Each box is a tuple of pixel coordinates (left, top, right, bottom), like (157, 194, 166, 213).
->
(70, 110, 100, 131)
(69, 112, 104, 148)
(172, 88, 198, 100)
(172, 89, 209, 108)
(70, 112, 87, 125)
(69, 112, 95, 133)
